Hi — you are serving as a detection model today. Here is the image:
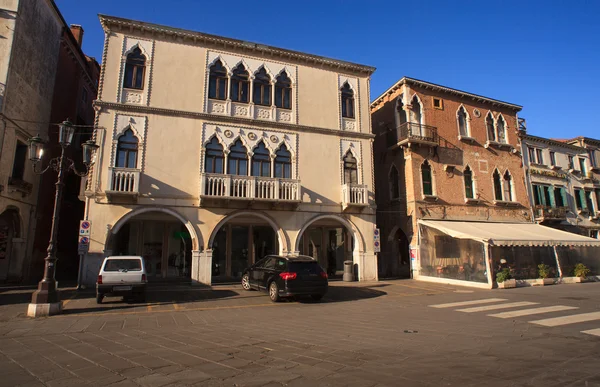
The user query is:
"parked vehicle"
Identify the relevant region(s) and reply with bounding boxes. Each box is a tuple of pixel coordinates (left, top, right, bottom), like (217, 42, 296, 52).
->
(241, 255, 328, 302)
(96, 256, 147, 304)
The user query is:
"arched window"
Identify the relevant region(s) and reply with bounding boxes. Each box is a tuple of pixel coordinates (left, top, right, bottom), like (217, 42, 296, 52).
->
(228, 139, 248, 175)
(253, 67, 271, 106)
(274, 144, 292, 178)
(251, 141, 271, 177)
(389, 165, 400, 199)
(208, 59, 228, 100)
(464, 166, 474, 199)
(503, 171, 513, 201)
(396, 96, 407, 126)
(343, 151, 358, 184)
(497, 115, 507, 143)
(421, 160, 433, 196)
(230, 64, 249, 103)
(493, 169, 503, 200)
(204, 137, 224, 174)
(116, 129, 138, 168)
(123, 47, 146, 90)
(410, 96, 422, 125)
(457, 106, 469, 137)
(275, 72, 292, 109)
(486, 112, 496, 141)
(341, 83, 354, 118)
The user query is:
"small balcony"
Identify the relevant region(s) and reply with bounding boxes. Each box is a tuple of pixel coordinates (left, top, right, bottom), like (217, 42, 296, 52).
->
(534, 205, 568, 222)
(391, 122, 439, 148)
(342, 183, 368, 210)
(200, 173, 301, 203)
(106, 167, 140, 201)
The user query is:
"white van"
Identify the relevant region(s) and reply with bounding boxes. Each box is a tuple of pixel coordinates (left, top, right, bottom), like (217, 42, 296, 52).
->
(96, 256, 147, 304)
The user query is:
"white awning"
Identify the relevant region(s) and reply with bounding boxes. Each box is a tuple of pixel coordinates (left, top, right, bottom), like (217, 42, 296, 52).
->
(419, 220, 600, 247)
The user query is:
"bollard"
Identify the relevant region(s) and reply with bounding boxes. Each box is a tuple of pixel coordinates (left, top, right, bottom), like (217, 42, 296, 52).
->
(343, 260, 354, 282)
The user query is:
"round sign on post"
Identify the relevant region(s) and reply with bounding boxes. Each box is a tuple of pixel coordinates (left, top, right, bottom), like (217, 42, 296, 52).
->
(81, 221, 90, 229)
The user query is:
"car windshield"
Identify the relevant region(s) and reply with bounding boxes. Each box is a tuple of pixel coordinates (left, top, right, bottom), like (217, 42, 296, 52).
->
(104, 259, 142, 272)
(288, 261, 322, 274)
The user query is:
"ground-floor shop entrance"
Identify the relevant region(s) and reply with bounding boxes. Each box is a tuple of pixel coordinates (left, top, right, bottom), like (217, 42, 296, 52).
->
(298, 222, 353, 277)
(112, 212, 193, 281)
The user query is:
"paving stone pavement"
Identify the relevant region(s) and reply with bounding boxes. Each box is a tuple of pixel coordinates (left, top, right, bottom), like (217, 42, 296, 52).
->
(0, 280, 599, 386)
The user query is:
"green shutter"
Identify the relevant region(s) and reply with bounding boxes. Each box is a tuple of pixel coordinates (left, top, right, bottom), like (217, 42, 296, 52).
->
(548, 187, 556, 208)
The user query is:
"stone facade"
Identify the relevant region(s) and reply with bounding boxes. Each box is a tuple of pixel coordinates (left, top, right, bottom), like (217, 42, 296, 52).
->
(82, 15, 378, 286)
(371, 77, 530, 278)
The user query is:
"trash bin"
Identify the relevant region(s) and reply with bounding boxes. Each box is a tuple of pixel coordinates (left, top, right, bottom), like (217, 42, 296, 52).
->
(343, 260, 354, 282)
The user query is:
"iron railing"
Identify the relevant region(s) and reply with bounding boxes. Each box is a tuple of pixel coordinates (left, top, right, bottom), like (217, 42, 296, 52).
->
(394, 122, 439, 146)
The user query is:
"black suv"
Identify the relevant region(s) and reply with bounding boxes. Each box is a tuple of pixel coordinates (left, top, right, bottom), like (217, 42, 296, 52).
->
(241, 255, 328, 302)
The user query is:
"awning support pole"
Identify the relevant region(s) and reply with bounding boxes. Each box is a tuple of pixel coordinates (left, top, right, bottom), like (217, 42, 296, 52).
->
(552, 245, 563, 279)
(484, 242, 493, 289)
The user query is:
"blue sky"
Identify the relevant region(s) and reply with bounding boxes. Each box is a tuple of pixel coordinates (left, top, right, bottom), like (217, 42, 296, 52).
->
(56, 0, 599, 139)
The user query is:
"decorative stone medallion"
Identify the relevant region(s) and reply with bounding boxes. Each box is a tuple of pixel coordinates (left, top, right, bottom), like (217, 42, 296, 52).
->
(248, 132, 257, 140)
(224, 130, 233, 138)
(270, 135, 278, 143)
(473, 108, 481, 118)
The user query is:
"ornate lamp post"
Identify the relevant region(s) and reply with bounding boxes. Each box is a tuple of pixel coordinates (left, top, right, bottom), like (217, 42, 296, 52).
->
(27, 119, 98, 317)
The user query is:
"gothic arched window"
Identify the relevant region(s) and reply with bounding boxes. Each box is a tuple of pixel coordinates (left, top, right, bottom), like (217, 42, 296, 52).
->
(123, 47, 146, 90)
(116, 129, 138, 168)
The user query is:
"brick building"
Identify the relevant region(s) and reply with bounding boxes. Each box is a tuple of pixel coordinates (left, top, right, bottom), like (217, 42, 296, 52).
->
(371, 77, 600, 288)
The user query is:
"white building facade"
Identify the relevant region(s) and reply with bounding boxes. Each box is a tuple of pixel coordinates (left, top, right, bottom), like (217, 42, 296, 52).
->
(81, 15, 378, 286)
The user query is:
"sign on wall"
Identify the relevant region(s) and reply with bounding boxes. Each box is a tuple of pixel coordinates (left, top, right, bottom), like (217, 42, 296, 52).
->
(374, 228, 381, 253)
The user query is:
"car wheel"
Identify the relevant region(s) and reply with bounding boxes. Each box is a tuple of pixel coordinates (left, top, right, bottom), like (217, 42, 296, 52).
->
(96, 293, 103, 304)
(241, 274, 252, 291)
(310, 294, 323, 301)
(269, 281, 280, 302)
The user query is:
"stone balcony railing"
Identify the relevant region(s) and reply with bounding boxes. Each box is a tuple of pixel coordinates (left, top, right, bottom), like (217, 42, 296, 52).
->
(342, 183, 368, 210)
(106, 167, 140, 200)
(534, 205, 568, 221)
(200, 173, 301, 202)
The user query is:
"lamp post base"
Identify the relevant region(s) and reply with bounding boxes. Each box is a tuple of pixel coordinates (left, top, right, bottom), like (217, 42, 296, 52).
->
(27, 302, 62, 317)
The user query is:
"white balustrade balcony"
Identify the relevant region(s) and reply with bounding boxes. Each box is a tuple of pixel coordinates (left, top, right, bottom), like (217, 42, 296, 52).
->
(106, 167, 140, 200)
(342, 183, 368, 210)
(200, 173, 301, 203)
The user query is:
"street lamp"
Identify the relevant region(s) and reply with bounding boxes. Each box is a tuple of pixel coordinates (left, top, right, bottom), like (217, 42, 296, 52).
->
(27, 119, 98, 318)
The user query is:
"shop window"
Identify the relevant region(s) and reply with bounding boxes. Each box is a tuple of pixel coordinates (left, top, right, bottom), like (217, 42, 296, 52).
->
(435, 235, 460, 258)
(274, 71, 292, 109)
(274, 144, 292, 179)
(421, 160, 433, 196)
(230, 64, 250, 103)
(251, 141, 271, 177)
(343, 151, 358, 184)
(228, 139, 248, 175)
(123, 47, 146, 90)
(464, 166, 474, 199)
(208, 59, 228, 100)
(204, 137, 224, 174)
(341, 83, 354, 118)
(116, 129, 138, 168)
(252, 67, 271, 106)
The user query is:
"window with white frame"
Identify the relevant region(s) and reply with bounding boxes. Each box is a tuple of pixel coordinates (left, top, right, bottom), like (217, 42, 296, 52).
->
(274, 72, 292, 109)
(486, 112, 496, 141)
(496, 115, 507, 144)
(204, 137, 225, 174)
(208, 59, 228, 100)
(549, 151, 557, 167)
(274, 144, 292, 178)
(343, 151, 358, 184)
(123, 47, 146, 90)
(228, 139, 248, 175)
(115, 129, 138, 168)
(421, 160, 433, 196)
(252, 67, 272, 106)
(493, 169, 513, 201)
(535, 149, 544, 165)
(457, 106, 469, 137)
(230, 64, 250, 103)
(251, 141, 271, 177)
(463, 165, 474, 199)
(341, 83, 355, 119)
(502, 171, 513, 201)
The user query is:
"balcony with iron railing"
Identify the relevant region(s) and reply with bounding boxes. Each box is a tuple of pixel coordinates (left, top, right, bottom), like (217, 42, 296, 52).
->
(200, 173, 301, 203)
(388, 122, 439, 148)
(534, 205, 568, 221)
(106, 167, 141, 200)
(341, 183, 368, 210)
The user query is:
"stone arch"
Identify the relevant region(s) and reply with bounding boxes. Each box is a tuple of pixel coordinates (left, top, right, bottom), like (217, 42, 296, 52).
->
(207, 210, 289, 254)
(107, 206, 202, 251)
(0, 206, 22, 238)
(294, 214, 365, 255)
(124, 43, 149, 58)
(274, 67, 295, 85)
(207, 56, 231, 74)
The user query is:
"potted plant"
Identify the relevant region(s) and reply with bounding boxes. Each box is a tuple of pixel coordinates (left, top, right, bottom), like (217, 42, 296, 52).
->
(573, 263, 590, 283)
(537, 264, 554, 286)
(496, 268, 516, 289)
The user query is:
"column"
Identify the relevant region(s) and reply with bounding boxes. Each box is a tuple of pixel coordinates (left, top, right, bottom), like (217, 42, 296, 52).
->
(191, 249, 212, 286)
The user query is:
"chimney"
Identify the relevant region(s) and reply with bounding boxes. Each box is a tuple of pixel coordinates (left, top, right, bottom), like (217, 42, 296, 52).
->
(70, 24, 84, 47)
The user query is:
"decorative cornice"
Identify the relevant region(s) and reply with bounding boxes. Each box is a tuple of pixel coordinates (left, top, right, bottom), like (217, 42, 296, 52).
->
(371, 77, 522, 111)
(94, 100, 375, 140)
(566, 136, 600, 148)
(522, 134, 587, 152)
(99, 14, 375, 76)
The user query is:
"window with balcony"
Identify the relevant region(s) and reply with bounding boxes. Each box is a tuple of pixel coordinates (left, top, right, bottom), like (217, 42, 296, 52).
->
(343, 151, 358, 184)
(497, 115, 507, 144)
(253, 67, 271, 106)
(230, 64, 250, 103)
(410, 96, 422, 126)
(457, 106, 469, 137)
(208, 59, 228, 100)
(341, 83, 354, 118)
(116, 129, 138, 168)
(274, 144, 291, 178)
(274, 72, 292, 109)
(123, 47, 146, 90)
(251, 141, 271, 177)
(486, 113, 496, 142)
(464, 166, 474, 199)
(389, 165, 400, 200)
(554, 186, 567, 207)
(204, 137, 224, 174)
(228, 139, 248, 175)
(421, 160, 433, 196)
(579, 158, 587, 175)
(493, 169, 503, 201)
